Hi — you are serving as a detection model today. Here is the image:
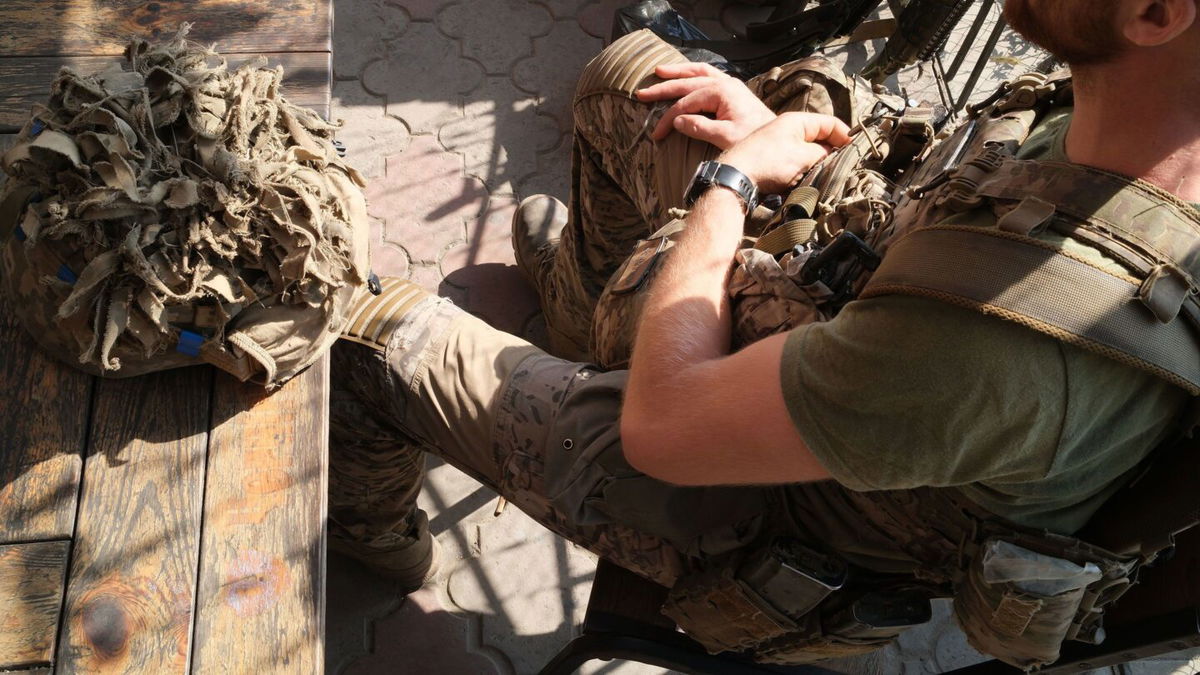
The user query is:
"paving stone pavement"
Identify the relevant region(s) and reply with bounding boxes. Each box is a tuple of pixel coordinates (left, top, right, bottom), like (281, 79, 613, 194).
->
(322, 2, 1200, 674)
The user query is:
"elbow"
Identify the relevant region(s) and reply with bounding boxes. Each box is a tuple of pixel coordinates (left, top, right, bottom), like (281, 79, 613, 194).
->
(619, 409, 657, 476)
(619, 409, 698, 484)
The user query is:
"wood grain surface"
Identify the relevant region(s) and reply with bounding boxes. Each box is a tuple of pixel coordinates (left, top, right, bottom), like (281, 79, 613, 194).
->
(190, 358, 328, 674)
(0, 52, 332, 130)
(0, 540, 70, 670)
(55, 367, 212, 674)
(0, 0, 331, 56)
(0, 289, 91, 544)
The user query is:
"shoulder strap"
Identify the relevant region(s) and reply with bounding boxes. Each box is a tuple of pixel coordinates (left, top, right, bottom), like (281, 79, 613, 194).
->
(863, 158, 1200, 395)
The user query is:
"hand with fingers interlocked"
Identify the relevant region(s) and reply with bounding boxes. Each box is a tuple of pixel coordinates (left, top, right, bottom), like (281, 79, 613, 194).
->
(636, 62, 776, 149)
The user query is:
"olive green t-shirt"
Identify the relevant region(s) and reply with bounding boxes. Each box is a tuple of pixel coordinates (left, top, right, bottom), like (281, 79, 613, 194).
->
(780, 111, 1194, 534)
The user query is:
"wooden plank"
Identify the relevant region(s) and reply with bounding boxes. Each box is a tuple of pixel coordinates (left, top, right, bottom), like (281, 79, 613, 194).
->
(56, 368, 211, 673)
(191, 357, 328, 674)
(0, 0, 331, 56)
(0, 52, 331, 130)
(0, 541, 70, 670)
(0, 262, 91, 544)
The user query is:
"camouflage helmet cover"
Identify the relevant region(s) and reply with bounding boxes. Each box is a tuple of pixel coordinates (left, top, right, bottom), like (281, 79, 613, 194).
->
(0, 26, 370, 387)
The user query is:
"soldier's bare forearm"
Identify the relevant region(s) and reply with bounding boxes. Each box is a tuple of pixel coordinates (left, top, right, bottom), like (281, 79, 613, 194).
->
(622, 190, 744, 443)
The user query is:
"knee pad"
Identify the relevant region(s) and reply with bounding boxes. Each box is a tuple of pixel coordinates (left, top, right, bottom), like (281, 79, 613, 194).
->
(575, 29, 688, 101)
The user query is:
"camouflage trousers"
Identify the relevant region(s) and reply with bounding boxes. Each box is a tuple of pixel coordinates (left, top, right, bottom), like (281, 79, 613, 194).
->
(539, 29, 860, 363)
(328, 31, 923, 588)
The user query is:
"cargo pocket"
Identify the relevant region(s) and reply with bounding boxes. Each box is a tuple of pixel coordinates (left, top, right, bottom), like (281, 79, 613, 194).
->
(955, 539, 1102, 670)
(592, 220, 684, 369)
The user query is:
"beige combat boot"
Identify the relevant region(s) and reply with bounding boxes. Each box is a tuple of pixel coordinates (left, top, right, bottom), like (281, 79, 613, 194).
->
(330, 510, 441, 592)
(511, 194, 567, 298)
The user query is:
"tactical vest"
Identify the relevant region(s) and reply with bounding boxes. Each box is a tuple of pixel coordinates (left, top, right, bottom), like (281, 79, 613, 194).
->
(0, 29, 370, 388)
(595, 72, 1200, 669)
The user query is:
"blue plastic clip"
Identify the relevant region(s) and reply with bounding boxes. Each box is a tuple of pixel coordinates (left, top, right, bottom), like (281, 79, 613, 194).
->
(56, 264, 77, 284)
(176, 330, 204, 357)
(13, 225, 26, 242)
(30, 120, 45, 136)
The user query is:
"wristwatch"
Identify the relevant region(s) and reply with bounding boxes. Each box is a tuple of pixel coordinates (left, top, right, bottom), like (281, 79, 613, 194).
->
(683, 160, 759, 213)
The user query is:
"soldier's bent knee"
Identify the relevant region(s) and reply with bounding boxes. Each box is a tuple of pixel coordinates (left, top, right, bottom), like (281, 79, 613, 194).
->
(574, 29, 689, 102)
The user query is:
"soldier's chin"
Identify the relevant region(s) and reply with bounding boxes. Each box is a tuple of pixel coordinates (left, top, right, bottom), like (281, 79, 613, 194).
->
(1003, 0, 1124, 66)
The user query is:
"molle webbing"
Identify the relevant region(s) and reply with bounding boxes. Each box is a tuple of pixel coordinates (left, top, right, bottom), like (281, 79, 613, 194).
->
(862, 227, 1200, 394)
(864, 157, 1200, 394)
(969, 161, 1200, 285)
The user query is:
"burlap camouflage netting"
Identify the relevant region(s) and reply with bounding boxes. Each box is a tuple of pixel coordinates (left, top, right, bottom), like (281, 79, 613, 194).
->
(0, 25, 370, 387)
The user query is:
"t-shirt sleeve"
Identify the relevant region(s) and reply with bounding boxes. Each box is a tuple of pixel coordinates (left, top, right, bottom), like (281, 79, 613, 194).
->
(780, 295, 1069, 491)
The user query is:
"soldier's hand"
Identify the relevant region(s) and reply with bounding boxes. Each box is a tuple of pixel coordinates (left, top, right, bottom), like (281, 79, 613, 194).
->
(636, 62, 775, 149)
(719, 112, 852, 193)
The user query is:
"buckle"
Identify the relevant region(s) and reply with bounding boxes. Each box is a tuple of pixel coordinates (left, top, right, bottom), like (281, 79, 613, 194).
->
(932, 148, 1006, 211)
(996, 73, 1056, 114)
(798, 230, 881, 294)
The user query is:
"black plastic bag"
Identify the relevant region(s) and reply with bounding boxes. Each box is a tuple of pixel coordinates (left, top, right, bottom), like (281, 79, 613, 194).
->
(611, 0, 745, 77)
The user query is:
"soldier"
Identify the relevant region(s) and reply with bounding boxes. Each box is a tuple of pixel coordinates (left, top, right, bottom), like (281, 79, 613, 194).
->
(329, 0, 1199, 667)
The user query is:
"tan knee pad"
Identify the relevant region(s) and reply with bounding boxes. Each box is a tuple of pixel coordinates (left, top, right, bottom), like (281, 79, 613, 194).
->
(342, 277, 432, 351)
(575, 29, 689, 101)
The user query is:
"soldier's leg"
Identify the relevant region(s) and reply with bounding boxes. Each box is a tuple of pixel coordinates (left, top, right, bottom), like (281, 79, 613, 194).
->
(542, 32, 861, 360)
(540, 30, 720, 359)
(328, 357, 435, 587)
(333, 278, 774, 587)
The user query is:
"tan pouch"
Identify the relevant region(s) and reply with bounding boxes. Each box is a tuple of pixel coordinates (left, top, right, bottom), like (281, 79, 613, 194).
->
(955, 539, 1100, 670)
(663, 564, 800, 653)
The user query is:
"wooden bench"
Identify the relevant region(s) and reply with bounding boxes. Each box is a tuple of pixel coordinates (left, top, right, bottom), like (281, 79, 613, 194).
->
(0, 2, 332, 672)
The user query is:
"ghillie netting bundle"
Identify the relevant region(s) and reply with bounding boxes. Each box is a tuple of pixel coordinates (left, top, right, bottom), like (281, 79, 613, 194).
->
(0, 25, 370, 387)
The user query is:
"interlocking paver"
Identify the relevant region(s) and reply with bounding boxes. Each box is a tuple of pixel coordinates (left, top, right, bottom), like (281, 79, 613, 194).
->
(332, 79, 412, 181)
(404, 0, 447, 21)
(577, 0, 630, 39)
(518, 133, 573, 203)
(332, 0, 410, 80)
(439, 76, 561, 193)
(438, 0, 554, 75)
(348, 586, 508, 674)
(326, 555, 408, 674)
(366, 137, 486, 264)
(370, 238, 412, 280)
(540, 0, 587, 20)
(446, 513, 598, 674)
(362, 22, 484, 134)
(512, 20, 604, 129)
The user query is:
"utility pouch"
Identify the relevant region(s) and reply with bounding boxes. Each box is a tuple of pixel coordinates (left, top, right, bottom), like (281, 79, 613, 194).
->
(955, 539, 1101, 670)
(824, 589, 932, 640)
(663, 538, 845, 653)
(609, 235, 670, 296)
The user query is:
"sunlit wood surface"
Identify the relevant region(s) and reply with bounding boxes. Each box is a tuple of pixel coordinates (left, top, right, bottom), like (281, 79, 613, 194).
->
(0, 2, 331, 672)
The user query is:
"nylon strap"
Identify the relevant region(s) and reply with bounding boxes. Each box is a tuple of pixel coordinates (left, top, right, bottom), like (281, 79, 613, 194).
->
(754, 219, 817, 255)
(972, 160, 1200, 284)
(861, 226, 1200, 394)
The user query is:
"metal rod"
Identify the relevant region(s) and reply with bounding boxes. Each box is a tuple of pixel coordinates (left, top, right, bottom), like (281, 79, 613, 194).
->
(945, 0, 995, 81)
(932, 52, 953, 111)
(955, 14, 1007, 111)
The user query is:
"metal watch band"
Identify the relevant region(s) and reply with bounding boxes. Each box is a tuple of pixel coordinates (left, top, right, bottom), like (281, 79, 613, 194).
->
(683, 160, 759, 213)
